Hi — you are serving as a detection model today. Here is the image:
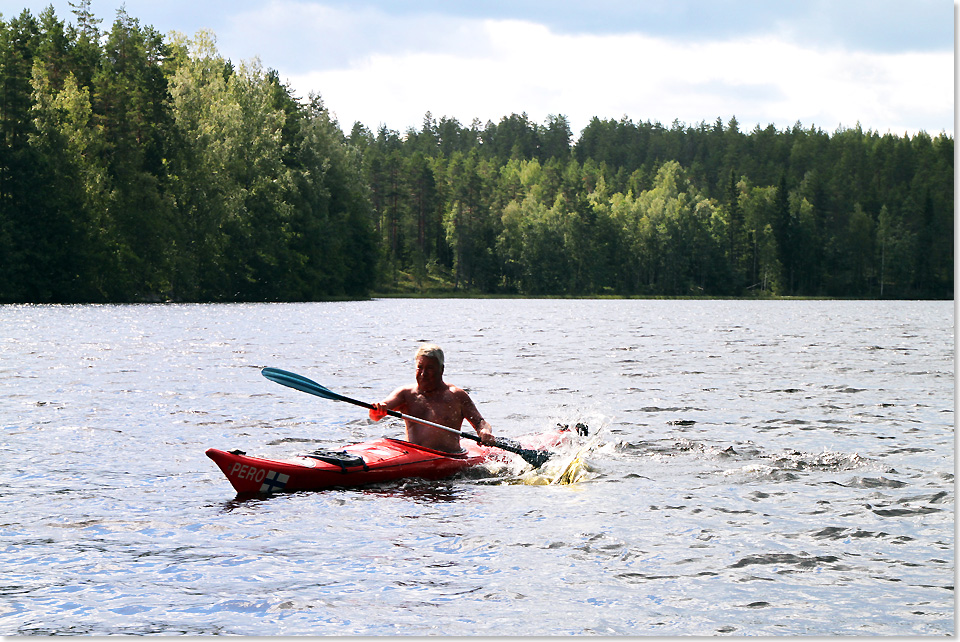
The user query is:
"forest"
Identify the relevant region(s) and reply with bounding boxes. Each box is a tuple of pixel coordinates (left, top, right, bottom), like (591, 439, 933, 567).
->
(0, 5, 953, 303)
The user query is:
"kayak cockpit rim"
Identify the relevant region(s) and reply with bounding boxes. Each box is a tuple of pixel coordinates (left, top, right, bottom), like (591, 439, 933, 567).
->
(378, 437, 469, 458)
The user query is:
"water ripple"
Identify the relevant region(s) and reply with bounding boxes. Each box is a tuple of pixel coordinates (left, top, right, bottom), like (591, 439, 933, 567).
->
(0, 300, 952, 636)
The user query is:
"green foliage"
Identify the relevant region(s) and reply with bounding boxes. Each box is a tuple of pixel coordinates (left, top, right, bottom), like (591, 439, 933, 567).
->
(364, 113, 952, 299)
(0, 8, 374, 302)
(0, 6, 952, 301)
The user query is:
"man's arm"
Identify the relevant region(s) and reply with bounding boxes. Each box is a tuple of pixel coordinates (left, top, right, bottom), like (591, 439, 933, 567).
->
(369, 386, 409, 421)
(459, 389, 496, 445)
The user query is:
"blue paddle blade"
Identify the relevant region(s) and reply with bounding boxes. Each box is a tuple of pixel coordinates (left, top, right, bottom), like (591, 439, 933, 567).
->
(261, 367, 342, 402)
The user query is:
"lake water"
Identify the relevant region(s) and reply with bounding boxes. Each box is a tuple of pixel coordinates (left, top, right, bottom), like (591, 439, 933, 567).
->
(0, 299, 953, 635)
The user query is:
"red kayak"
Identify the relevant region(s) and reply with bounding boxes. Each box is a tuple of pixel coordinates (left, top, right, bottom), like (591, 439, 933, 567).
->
(206, 437, 496, 494)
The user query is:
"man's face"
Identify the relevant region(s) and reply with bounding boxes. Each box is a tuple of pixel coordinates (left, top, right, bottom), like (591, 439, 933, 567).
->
(415, 356, 443, 392)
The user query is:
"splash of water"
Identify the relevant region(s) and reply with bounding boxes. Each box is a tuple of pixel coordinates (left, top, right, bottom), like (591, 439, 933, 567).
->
(510, 416, 608, 485)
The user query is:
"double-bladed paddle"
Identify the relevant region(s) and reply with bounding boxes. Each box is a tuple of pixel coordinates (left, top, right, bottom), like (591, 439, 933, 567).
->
(261, 367, 552, 468)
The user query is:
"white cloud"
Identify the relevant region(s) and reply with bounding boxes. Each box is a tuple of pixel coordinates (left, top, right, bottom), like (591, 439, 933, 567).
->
(235, 8, 952, 137)
(220, 1, 494, 71)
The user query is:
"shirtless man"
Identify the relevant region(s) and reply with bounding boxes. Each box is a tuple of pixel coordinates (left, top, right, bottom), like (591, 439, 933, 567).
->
(368, 344, 496, 453)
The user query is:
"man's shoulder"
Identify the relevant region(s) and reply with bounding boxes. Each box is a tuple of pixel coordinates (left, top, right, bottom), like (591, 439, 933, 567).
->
(446, 383, 471, 398)
(388, 383, 418, 400)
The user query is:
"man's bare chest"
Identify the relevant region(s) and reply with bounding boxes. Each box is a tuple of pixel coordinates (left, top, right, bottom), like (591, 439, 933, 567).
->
(406, 389, 460, 422)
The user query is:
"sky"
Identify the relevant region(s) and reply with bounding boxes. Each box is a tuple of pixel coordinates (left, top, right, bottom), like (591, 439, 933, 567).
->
(4, 0, 956, 138)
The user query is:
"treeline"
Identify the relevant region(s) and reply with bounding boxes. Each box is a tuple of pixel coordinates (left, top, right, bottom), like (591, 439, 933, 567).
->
(356, 113, 952, 298)
(1, 5, 374, 302)
(0, 6, 952, 302)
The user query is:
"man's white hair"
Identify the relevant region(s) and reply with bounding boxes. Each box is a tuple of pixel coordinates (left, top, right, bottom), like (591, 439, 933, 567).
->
(415, 343, 444, 372)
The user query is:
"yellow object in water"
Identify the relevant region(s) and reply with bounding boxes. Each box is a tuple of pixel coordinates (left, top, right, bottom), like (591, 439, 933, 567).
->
(513, 436, 597, 485)
(552, 450, 589, 485)
(550, 442, 595, 485)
